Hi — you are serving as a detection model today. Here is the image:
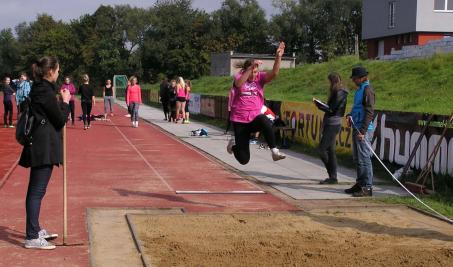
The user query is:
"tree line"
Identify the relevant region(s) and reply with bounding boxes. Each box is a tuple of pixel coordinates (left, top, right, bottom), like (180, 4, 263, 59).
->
(0, 0, 363, 86)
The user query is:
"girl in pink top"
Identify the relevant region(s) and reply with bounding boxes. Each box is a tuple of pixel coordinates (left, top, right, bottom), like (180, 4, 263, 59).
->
(175, 77, 186, 123)
(60, 76, 77, 125)
(126, 76, 142, 128)
(227, 42, 286, 165)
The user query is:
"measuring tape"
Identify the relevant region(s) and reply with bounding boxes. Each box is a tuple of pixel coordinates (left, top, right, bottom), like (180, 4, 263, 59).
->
(350, 117, 453, 224)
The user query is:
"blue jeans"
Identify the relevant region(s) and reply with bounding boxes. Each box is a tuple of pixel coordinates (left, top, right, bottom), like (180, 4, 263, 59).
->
(26, 165, 53, 240)
(130, 102, 139, 122)
(352, 130, 374, 188)
(104, 96, 114, 114)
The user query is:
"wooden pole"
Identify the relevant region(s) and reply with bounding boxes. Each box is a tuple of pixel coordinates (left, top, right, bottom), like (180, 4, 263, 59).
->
(63, 125, 68, 245)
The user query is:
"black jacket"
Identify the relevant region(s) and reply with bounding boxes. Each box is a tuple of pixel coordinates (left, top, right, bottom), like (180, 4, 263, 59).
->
(19, 80, 70, 168)
(315, 88, 348, 125)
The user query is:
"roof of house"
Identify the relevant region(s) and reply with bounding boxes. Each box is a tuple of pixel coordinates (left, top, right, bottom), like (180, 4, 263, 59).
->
(212, 52, 295, 60)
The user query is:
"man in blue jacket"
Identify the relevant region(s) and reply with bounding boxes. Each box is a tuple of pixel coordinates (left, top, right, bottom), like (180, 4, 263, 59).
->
(345, 66, 375, 197)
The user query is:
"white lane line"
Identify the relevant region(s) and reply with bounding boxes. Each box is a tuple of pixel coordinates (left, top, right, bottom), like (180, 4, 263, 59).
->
(112, 123, 174, 192)
(176, 190, 265, 194)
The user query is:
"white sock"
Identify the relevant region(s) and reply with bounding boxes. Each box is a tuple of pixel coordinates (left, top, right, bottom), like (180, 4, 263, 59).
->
(271, 148, 279, 155)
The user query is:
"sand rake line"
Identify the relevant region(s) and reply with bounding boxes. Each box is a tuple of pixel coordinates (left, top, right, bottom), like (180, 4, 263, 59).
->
(350, 118, 453, 224)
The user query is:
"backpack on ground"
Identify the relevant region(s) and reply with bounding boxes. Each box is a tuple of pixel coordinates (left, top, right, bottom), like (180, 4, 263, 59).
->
(16, 97, 36, 146)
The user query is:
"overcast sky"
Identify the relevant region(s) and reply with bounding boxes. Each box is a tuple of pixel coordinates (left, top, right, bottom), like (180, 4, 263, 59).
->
(0, 0, 276, 31)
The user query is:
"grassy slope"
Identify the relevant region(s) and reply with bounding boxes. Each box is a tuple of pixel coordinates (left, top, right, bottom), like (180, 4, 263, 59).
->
(173, 54, 453, 115)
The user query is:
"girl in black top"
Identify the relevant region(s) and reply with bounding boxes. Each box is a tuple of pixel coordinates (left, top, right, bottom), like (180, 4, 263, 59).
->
(79, 74, 95, 130)
(314, 72, 348, 184)
(19, 56, 71, 250)
(103, 79, 115, 119)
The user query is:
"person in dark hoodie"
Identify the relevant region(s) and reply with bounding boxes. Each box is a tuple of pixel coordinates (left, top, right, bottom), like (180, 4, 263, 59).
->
(2, 76, 15, 128)
(19, 56, 71, 250)
(314, 72, 348, 184)
(159, 78, 170, 121)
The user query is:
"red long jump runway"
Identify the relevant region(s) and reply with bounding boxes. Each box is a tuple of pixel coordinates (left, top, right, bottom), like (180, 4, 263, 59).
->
(0, 96, 20, 188)
(0, 100, 297, 266)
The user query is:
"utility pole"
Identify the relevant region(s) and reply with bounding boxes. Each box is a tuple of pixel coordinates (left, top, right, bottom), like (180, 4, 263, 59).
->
(355, 34, 360, 57)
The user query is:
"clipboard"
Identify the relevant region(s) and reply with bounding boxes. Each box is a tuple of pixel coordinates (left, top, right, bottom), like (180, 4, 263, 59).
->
(313, 98, 330, 110)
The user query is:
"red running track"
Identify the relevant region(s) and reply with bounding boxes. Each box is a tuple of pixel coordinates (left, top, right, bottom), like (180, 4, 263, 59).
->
(0, 100, 297, 266)
(0, 96, 21, 189)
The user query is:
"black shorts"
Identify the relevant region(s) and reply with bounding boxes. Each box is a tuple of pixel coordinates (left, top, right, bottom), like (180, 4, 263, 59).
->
(176, 97, 186, 102)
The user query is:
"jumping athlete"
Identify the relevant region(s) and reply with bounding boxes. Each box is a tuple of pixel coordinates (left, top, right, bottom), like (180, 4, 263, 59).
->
(227, 42, 287, 165)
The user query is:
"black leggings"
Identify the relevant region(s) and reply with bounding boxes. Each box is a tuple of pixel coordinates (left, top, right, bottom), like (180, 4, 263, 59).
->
(318, 124, 341, 179)
(26, 165, 53, 239)
(69, 100, 75, 123)
(81, 101, 92, 125)
(232, 115, 276, 165)
(3, 101, 13, 126)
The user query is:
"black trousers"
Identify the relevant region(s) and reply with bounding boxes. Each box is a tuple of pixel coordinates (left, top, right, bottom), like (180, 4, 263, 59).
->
(161, 100, 169, 115)
(232, 114, 276, 165)
(3, 101, 13, 126)
(69, 100, 75, 123)
(26, 165, 53, 240)
(318, 124, 341, 180)
(81, 101, 92, 125)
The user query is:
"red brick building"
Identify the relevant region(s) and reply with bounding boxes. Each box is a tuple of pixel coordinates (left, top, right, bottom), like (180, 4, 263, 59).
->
(363, 0, 453, 59)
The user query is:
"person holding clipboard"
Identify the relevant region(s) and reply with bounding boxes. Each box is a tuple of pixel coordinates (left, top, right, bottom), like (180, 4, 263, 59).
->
(313, 73, 348, 184)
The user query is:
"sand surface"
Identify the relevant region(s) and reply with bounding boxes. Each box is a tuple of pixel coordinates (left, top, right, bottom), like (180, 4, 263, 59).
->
(131, 207, 453, 267)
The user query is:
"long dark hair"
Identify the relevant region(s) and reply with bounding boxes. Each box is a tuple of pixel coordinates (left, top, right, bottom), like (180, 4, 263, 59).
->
(328, 72, 342, 98)
(235, 58, 255, 71)
(32, 56, 59, 81)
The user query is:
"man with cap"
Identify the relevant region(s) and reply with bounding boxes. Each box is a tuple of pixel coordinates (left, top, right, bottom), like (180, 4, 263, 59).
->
(345, 66, 375, 197)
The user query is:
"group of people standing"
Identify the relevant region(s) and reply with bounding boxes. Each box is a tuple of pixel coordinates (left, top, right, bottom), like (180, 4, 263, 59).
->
(159, 77, 191, 124)
(1, 72, 32, 128)
(59, 75, 114, 130)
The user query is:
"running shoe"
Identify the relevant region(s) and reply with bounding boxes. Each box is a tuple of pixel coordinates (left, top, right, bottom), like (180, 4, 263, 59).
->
(24, 237, 56, 250)
(227, 139, 235, 154)
(352, 187, 373, 197)
(38, 229, 58, 241)
(8, 125, 15, 128)
(271, 151, 286, 161)
(344, 183, 361, 194)
(125, 114, 131, 118)
(319, 178, 338, 185)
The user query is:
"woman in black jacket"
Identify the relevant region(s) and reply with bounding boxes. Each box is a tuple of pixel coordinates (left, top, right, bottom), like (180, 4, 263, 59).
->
(19, 56, 71, 250)
(314, 72, 348, 184)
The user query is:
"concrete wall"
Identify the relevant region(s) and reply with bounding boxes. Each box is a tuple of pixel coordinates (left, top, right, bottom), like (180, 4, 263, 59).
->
(417, 0, 453, 32)
(229, 58, 295, 76)
(362, 0, 417, 40)
(210, 53, 231, 76)
(381, 36, 453, 60)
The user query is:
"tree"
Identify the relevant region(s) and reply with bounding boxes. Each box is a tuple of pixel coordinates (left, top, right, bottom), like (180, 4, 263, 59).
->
(211, 0, 271, 54)
(0, 28, 21, 77)
(141, 0, 211, 80)
(271, 0, 363, 63)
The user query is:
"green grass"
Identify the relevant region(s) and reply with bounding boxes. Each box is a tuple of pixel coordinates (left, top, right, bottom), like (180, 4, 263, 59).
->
(373, 194, 453, 219)
(141, 54, 453, 115)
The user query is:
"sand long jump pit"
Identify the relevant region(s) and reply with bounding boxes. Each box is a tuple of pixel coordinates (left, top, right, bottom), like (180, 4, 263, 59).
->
(127, 207, 453, 267)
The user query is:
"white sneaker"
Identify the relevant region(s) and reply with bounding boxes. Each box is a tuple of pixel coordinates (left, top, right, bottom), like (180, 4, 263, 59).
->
(132, 121, 135, 127)
(125, 114, 131, 118)
(38, 229, 58, 241)
(135, 121, 139, 127)
(271, 149, 286, 161)
(227, 139, 235, 154)
(24, 237, 56, 250)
